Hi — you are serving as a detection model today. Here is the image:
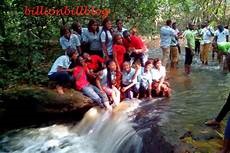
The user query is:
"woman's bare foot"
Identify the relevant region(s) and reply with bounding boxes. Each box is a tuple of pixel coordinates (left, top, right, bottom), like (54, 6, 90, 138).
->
(56, 85, 64, 95)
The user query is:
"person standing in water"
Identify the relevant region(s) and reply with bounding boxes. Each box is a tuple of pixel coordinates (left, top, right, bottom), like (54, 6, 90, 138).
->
(160, 19, 177, 68)
(184, 23, 195, 75)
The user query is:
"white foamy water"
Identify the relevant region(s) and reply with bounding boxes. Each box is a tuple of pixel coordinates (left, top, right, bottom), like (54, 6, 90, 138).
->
(0, 100, 144, 153)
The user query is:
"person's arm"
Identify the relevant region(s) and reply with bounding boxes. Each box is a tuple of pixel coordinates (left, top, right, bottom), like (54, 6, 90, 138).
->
(95, 71, 104, 92)
(100, 31, 109, 60)
(60, 37, 68, 50)
(148, 80, 152, 98)
(57, 66, 74, 73)
(156, 76, 165, 92)
(102, 43, 109, 59)
(57, 57, 73, 72)
(121, 82, 135, 92)
(156, 67, 166, 93)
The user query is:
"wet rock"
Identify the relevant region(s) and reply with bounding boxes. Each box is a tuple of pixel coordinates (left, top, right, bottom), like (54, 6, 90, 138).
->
(179, 131, 192, 139)
(0, 86, 94, 130)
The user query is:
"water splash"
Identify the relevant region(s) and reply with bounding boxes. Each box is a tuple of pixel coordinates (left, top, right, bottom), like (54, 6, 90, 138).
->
(0, 101, 143, 153)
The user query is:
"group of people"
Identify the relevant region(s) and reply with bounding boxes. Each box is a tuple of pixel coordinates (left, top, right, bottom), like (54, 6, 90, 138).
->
(160, 20, 230, 74)
(160, 19, 230, 153)
(48, 17, 171, 111)
(47, 17, 230, 152)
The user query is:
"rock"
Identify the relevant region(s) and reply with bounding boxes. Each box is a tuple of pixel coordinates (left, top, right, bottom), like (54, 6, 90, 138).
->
(0, 86, 95, 130)
(0, 86, 94, 113)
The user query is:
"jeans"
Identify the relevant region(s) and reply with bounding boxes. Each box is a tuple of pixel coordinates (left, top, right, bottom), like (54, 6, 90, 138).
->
(82, 84, 109, 107)
(48, 72, 73, 86)
(185, 47, 194, 65)
(123, 84, 139, 99)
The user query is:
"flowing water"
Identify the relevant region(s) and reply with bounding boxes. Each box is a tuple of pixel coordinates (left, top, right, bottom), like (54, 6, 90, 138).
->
(0, 49, 230, 153)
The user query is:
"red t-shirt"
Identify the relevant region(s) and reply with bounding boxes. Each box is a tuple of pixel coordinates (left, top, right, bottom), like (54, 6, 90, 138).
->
(85, 55, 104, 71)
(73, 66, 89, 90)
(112, 44, 126, 67)
(123, 35, 145, 50)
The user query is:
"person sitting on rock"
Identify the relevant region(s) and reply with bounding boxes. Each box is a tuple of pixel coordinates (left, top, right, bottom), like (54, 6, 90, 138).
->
(96, 60, 121, 107)
(151, 58, 171, 97)
(73, 56, 112, 110)
(82, 52, 105, 73)
(121, 61, 139, 99)
(136, 60, 153, 99)
(48, 48, 78, 94)
(123, 30, 148, 66)
(82, 52, 105, 84)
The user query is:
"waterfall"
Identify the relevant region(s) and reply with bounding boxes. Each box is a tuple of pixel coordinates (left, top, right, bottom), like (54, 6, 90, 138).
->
(0, 99, 144, 153)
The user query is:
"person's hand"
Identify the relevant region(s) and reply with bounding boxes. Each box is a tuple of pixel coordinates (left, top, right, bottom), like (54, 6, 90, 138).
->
(99, 90, 105, 94)
(147, 95, 152, 100)
(121, 87, 127, 92)
(129, 47, 135, 52)
(156, 86, 161, 94)
(191, 49, 195, 56)
(135, 63, 141, 70)
(105, 55, 110, 61)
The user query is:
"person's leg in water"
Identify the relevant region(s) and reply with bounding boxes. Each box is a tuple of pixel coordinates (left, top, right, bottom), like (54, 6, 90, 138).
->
(111, 86, 120, 106)
(184, 47, 193, 75)
(162, 47, 170, 68)
(170, 46, 179, 69)
(205, 93, 230, 126)
(221, 117, 230, 153)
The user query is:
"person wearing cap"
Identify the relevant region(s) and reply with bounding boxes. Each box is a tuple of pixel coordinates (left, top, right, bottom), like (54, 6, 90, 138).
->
(123, 30, 148, 66)
(48, 48, 78, 94)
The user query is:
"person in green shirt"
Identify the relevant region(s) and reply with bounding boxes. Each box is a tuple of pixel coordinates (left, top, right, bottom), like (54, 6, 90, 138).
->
(217, 42, 230, 54)
(218, 42, 230, 72)
(184, 23, 195, 74)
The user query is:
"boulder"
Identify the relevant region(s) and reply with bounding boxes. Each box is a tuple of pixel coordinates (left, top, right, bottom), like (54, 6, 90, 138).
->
(0, 86, 95, 130)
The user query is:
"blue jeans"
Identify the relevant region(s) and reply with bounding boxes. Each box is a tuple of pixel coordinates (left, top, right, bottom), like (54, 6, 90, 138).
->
(48, 72, 73, 86)
(123, 84, 139, 99)
(82, 84, 109, 107)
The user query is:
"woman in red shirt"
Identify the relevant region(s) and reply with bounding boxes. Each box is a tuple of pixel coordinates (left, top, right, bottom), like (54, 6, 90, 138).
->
(73, 56, 112, 110)
(113, 34, 126, 71)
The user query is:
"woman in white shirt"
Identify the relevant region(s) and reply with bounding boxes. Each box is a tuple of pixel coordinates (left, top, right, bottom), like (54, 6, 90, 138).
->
(96, 60, 121, 107)
(121, 61, 139, 99)
(137, 61, 153, 99)
(151, 58, 171, 97)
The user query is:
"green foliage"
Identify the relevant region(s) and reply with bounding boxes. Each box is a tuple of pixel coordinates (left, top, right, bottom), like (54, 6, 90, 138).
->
(0, 0, 229, 89)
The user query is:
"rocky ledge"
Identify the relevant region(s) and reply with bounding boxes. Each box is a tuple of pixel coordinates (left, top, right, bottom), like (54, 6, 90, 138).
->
(0, 86, 94, 130)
